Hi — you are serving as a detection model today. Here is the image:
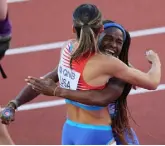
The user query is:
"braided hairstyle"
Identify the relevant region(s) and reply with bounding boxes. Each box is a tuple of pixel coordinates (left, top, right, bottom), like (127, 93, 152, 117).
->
(70, 4, 103, 66)
(100, 20, 134, 144)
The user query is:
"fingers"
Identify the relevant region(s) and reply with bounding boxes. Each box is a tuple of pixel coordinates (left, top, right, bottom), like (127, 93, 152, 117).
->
(25, 76, 41, 84)
(30, 84, 42, 93)
(25, 77, 43, 94)
(25, 80, 44, 95)
(26, 82, 41, 91)
(25, 76, 53, 84)
(31, 88, 42, 94)
(25, 76, 55, 95)
(25, 76, 43, 88)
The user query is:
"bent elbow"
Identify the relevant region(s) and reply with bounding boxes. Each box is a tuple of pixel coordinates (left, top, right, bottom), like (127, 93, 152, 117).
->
(147, 82, 159, 90)
(147, 86, 156, 90)
(149, 85, 158, 90)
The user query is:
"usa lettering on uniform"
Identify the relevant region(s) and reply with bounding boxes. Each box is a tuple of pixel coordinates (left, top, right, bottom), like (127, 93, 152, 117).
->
(58, 65, 76, 89)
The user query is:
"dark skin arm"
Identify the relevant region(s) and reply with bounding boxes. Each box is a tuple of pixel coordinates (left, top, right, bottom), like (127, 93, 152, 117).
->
(0, 67, 59, 124)
(14, 67, 59, 107)
(55, 77, 125, 106)
(26, 74, 126, 107)
(10, 66, 125, 108)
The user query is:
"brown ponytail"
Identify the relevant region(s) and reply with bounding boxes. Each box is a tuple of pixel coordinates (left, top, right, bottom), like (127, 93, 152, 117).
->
(71, 25, 97, 62)
(71, 4, 102, 67)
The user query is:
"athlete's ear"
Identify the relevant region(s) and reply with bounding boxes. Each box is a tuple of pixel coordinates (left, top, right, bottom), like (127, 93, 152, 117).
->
(72, 25, 76, 33)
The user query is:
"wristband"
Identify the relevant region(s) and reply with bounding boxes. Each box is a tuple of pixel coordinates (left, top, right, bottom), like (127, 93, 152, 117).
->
(7, 100, 18, 110)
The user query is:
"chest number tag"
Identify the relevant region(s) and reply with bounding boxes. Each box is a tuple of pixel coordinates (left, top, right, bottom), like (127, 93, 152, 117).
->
(58, 64, 80, 90)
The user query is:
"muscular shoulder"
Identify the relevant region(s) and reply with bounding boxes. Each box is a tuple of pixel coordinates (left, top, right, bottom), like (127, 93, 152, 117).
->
(94, 53, 128, 76)
(93, 53, 115, 71)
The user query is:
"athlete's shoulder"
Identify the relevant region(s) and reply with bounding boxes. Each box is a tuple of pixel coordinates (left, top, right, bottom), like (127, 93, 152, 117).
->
(93, 53, 114, 63)
(93, 53, 123, 75)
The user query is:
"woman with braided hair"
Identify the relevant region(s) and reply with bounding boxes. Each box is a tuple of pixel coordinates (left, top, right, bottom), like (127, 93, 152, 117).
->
(100, 20, 139, 145)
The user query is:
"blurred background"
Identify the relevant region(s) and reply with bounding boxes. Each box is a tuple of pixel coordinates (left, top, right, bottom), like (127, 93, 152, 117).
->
(1, 0, 165, 144)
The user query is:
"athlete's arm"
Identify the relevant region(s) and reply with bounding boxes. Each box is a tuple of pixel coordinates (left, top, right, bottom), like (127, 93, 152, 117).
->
(14, 67, 59, 107)
(26, 75, 126, 106)
(0, 67, 59, 124)
(56, 78, 125, 106)
(3, 66, 59, 109)
(0, 0, 8, 20)
(102, 50, 161, 90)
(15, 40, 72, 107)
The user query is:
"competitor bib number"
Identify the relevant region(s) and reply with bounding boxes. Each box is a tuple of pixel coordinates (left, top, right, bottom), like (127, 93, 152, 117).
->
(58, 64, 80, 90)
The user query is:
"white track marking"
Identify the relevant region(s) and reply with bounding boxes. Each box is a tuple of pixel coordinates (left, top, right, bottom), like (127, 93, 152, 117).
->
(7, 0, 29, 3)
(6, 26, 165, 56)
(6, 41, 65, 55)
(14, 84, 165, 111)
(130, 26, 165, 37)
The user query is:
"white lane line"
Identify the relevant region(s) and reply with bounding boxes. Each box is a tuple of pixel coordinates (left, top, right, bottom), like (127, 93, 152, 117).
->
(7, 0, 29, 3)
(6, 26, 165, 56)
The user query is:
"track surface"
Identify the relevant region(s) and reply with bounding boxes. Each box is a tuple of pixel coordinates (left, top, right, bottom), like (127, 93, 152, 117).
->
(1, 0, 165, 144)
